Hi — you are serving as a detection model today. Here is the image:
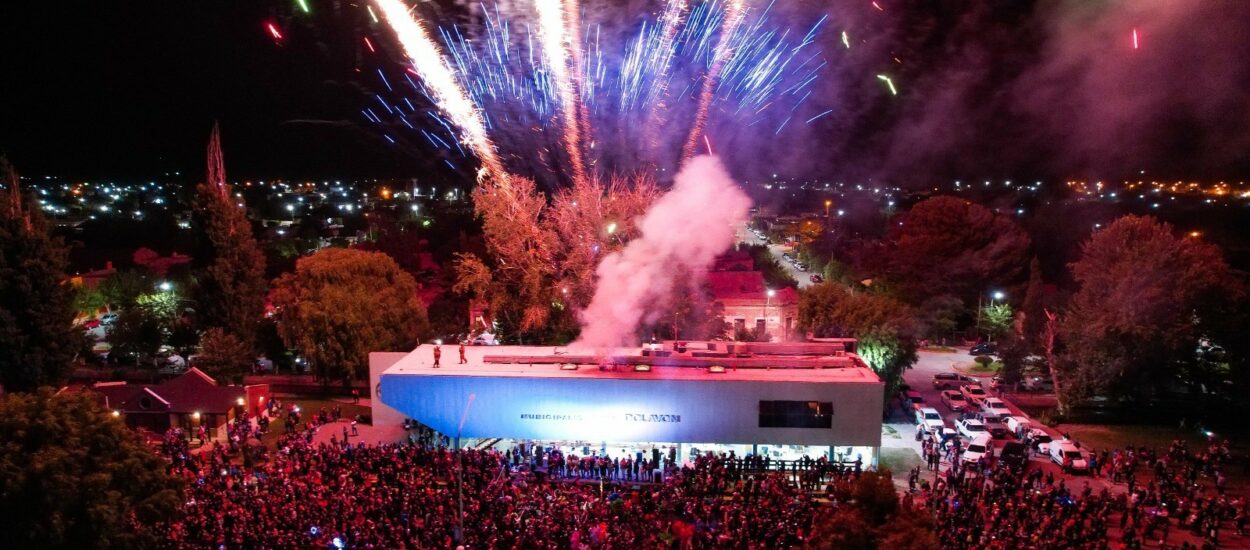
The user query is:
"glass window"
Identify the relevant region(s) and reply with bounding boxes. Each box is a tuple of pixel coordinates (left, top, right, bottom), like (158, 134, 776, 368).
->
(759, 400, 833, 428)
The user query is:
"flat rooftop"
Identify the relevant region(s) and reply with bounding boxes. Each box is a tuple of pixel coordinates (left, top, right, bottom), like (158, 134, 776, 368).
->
(383, 341, 881, 384)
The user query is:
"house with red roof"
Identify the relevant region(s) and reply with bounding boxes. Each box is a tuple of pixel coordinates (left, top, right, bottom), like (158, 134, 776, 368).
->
(705, 257, 800, 342)
(89, 368, 269, 437)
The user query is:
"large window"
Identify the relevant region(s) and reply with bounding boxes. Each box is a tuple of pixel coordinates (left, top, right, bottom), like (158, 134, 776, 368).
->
(759, 400, 833, 428)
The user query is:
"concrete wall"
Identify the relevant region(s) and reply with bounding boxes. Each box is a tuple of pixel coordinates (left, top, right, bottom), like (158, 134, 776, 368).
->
(368, 352, 409, 427)
(380, 373, 882, 448)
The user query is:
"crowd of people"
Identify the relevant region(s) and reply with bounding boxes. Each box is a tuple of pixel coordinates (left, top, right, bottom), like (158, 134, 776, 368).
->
(148, 406, 1247, 549)
(154, 432, 837, 548)
(904, 436, 1246, 550)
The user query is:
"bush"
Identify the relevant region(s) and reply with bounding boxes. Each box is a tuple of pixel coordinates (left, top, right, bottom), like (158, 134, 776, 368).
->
(973, 355, 993, 366)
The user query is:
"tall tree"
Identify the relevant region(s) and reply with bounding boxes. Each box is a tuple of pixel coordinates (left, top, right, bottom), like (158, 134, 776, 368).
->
(1020, 256, 1046, 351)
(455, 172, 657, 342)
(865, 196, 1030, 306)
(1060, 215, 1243, 402)
(798, 284, 919, 398)
(192, 124, 266, 347)
(194, 327, 252, 383)
(0, 158, 79, 392)
(271, 248, 428, 383)
(0, 389, 182, 548)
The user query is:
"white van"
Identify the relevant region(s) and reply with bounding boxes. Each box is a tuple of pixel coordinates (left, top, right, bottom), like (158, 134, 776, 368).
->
(1049, 440, 1088, 472)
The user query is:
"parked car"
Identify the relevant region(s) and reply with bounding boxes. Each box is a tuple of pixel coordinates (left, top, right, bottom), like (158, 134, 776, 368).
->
(998, 441, 1030, 469)
(809, 274, 823, 283)
(902, 390, 926, 412)
(932, 372, 969, 390)
(970, 342, 997, 356)
(974, 412, 1010, 439)
(1021, 376, 1055, 392)
(82, 319, 102, 330)
(794, 262, 807, 271)
(940, 390, 968, 411)
(915, 407, 945, 433)
(100, 313, 119, 325)
(957, 418, 989, 439)
(1005, 416, 1032, 438)
(960, 384, 989, 406)
(1025, 429, 1053, 455)
(981, 397, 1012, 417)
(1049, 440, 1089, 473)
(961, 435, 993, 465)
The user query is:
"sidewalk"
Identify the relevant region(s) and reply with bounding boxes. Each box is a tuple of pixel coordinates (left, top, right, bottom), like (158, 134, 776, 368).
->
(310, 419, 408, 447)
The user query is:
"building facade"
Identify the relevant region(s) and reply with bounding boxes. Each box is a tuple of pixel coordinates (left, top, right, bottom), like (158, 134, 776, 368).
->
(373, 341, 882, 465)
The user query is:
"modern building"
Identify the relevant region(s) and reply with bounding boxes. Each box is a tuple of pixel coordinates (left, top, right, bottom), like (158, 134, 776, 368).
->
(371, 340, 883, 465)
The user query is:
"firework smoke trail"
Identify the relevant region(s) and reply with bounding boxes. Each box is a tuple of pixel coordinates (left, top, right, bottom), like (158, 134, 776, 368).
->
(640, 0, 689, 157)
(680, 0, 746, 165)
(372, 0, 507, 183)
(536, 0, 589, 186)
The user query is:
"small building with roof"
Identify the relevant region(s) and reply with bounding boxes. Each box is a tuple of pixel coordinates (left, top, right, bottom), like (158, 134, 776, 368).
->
(88, 368, 269, 436)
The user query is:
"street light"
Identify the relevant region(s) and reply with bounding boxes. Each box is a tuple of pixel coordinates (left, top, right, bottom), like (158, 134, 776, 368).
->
(764, 289, 775, 339)
(454, 393, 476, 544)
(158, 281, 172, 292)
(992, 291, 1005, 302)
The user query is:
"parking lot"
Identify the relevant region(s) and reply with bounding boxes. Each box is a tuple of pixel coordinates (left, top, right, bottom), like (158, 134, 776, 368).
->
(886, 349, 1123, 494)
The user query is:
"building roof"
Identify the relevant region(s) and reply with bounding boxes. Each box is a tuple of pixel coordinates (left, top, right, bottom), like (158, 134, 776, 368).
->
(384, 341, 880, 385)
(90, 368, 243, 414)
(706, 271, 799, 304)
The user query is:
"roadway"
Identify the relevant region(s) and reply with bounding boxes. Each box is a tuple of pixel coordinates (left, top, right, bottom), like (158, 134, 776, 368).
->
(735, 222, 815, 288)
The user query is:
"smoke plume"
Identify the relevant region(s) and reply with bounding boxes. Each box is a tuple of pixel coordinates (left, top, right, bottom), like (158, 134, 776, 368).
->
(575, 155, 751, 349)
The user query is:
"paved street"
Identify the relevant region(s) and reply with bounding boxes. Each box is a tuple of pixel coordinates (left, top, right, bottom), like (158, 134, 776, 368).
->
(735, 222, 815, 288)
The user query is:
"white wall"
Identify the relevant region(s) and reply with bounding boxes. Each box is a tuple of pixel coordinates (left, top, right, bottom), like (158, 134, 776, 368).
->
(381, 372, 882, 448)
(368, 352, 409, 427)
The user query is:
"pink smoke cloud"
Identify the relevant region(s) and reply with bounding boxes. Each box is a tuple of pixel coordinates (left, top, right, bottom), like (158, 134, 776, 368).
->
(575, 155, 752, 349)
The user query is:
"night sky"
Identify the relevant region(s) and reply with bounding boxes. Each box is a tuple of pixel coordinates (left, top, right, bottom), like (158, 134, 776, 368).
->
(3, 1, 1249, 183)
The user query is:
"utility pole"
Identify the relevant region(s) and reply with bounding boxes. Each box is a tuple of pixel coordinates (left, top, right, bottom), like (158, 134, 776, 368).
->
(454, 393, 476, 544)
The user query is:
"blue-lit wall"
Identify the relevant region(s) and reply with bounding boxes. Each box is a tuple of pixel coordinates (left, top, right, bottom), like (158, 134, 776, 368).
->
(380, 373, 882, 447)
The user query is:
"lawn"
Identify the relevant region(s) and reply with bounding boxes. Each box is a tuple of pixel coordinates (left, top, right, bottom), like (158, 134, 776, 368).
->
(879, 448, 923, 476)
(1054, 423, 1216, 453)
(954, 360, 1001, 376)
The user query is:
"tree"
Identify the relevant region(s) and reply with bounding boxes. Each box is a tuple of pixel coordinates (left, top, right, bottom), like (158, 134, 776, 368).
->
(874, 512, 941, 550)
(192, 124, 267, 348)
(0, 389, 181, 548)
(865, 196, 1030, 306)
(853, 469, 900, 525)
(917, 294, 964, 343)
(980, 303, 1013, 342)
(0, 158, 80, 391)
(97, 269, 157, 310)
(806, 469, 938, 550)
(107, 308, 164, 364)
(1020, 257, 1046, 351)
(807, 509, 877, 550)
(798, 284, 919, 398)
(456, 172, 658, 343)
(1060, 215, 1243, 402)
(271, 248, 428, 383)
(997, 331, 1028, 388)
(195, 328, 252, 383)
(742, 243, 798, 289)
